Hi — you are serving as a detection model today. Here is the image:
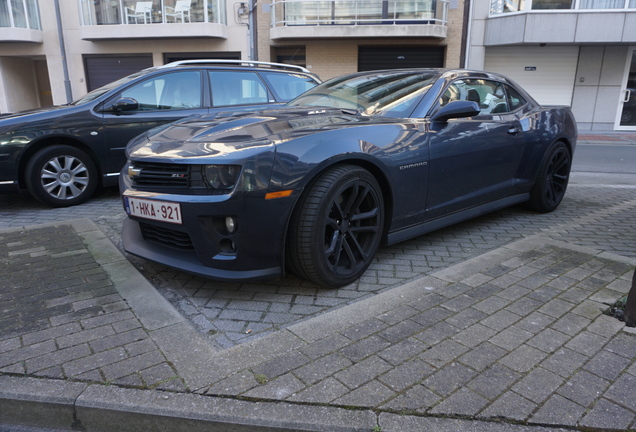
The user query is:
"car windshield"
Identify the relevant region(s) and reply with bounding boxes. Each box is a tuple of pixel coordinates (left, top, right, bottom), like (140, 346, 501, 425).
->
(71, 71, 149, 105)
(287, 70, 437, 117)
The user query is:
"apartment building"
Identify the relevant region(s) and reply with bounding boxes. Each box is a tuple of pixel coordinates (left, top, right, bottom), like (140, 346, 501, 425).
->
(0, 0, 248, 113)
(467, 0, 636, 131)
(3, 1, 635, 130)
(255, 0, 466, 80)
(0, 0, 465, 113)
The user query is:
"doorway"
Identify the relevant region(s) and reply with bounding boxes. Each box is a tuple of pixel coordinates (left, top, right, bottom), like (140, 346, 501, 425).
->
(617, 47, 636, 129)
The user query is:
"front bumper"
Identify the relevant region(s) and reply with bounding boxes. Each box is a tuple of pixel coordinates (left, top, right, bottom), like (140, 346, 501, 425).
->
(120, 178, 300, 282)
(122, 217, 282, 281)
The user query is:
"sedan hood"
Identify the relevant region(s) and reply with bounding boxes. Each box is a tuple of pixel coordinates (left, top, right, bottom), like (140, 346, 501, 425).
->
(0, 104, 73, 122)
(127, 107, 394, 161)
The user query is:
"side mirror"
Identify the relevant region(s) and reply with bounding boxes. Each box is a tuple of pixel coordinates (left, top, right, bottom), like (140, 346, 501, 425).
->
(108, 97, 139, 113)
(431, 100, 480, 122)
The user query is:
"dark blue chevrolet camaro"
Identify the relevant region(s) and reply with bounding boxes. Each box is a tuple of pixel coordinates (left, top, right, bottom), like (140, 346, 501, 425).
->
(120, 69, 577, 287)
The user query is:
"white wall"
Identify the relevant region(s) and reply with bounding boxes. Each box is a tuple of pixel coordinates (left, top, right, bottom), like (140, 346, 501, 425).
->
(0, 57, 40, 113)
(573, 46, 630, 131)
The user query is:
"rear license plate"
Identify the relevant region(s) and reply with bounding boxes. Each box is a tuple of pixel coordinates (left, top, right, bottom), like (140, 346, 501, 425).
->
(124, 196, 182, 224)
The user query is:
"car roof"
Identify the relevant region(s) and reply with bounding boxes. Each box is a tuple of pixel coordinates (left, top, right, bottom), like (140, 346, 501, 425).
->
(144, 59, 315, 75)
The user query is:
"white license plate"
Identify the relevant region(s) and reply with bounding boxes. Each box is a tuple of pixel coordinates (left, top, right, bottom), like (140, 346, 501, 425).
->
(125, 196, 182, 224)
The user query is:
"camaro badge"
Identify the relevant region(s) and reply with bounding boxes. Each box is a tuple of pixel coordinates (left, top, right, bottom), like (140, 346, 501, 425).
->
(399, 161, 428, 171)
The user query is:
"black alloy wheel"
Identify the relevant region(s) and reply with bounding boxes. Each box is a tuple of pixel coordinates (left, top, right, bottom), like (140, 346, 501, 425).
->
(25, 145, 98, 207)
(287, 165, 384, 287)
(527, 141, 571, 213)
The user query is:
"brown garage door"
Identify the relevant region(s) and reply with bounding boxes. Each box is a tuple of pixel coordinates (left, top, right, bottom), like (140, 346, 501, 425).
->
(358, 46, 445, 71)
(84, 55, 153, 91)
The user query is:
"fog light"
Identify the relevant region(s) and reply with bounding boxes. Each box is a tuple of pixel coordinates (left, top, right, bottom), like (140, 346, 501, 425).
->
(225, 216, 237, 234)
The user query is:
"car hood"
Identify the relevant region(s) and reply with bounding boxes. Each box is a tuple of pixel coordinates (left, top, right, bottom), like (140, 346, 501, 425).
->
(0, 104, 74, 121)
(127, 107, 399, 161)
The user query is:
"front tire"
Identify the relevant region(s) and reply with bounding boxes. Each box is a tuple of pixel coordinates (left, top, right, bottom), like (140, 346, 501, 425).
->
(527, 141, 571, 213)
(25, 145, 98, 207)
(287, 165, 384, 287)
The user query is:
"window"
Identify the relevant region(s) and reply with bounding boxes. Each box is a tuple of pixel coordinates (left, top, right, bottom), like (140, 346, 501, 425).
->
(438, 79, 509, 115)
(531, 0, 573, 9)
(120, 71, 202, 110)
(505, 85, 527, 111)
(209, 71, 269, 106)
(0, 0, 40, 29)
(260, 71, 316, 102)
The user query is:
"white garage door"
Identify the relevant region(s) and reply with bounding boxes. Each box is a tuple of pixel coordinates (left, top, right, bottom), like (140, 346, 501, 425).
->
(484, 46, 580, 106)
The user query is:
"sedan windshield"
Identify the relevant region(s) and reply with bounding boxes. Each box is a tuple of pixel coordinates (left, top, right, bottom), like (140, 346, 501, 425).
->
(287, 70, 437, 117)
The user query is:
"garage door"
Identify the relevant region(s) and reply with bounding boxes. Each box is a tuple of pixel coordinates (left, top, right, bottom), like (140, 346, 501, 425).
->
(84, 55, 153, 91)
(358, 46, 445, 71)
(163, 52, 241, 64)
(484, 46, 580, 106)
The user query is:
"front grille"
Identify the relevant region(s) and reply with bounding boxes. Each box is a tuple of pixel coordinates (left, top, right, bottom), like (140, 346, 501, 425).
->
(132, 162, 190, 188)
(140, 222, 194, 251)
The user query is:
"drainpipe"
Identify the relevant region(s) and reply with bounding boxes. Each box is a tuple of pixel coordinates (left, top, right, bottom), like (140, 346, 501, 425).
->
(54, 0, 73, 103)
(249, 0, 257, 61)
(460, 0, 473, 68)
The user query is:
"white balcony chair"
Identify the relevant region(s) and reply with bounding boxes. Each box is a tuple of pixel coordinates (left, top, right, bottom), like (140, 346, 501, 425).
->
(164, 0, 191, 23)
(126, 1, 153, 24)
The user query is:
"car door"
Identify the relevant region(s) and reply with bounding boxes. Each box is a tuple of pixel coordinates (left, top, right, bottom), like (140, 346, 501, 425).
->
(425, 78, 525, 218)
(98, 70, 209, 177)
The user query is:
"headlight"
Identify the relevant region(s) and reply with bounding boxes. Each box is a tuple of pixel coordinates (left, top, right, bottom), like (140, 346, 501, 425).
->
(203, 165, 241, 191)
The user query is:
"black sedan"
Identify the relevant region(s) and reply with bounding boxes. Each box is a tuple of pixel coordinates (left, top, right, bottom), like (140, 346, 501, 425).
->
(120, 69, 577, 287)
(0, 60, 319, 207)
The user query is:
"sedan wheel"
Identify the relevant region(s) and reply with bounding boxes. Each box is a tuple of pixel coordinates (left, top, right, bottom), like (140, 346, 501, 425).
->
(26, 145, 98, 207)
(287, 165, 384, 287)
(527, 141, 571, 213)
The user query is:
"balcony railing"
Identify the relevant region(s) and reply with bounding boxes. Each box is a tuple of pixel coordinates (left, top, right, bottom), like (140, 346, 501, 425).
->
(0, 0, 40, 29)
(271, 0, 448, 27)
(79, 0, 226, 25)
(491, 0, 636, 15)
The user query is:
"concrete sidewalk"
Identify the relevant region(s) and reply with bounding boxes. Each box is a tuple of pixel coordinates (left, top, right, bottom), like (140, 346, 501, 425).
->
(577, 132, 636, 145)
(1, 219, 635, 431)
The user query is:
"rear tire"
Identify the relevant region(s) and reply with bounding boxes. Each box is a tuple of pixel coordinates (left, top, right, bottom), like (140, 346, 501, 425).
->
(25, 145, 98, 207)
(527, 141, 571, 213)
(287, 165, 384, 287)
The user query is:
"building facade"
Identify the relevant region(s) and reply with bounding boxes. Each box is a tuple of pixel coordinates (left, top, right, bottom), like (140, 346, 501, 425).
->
(0, 0, 464, 113)
(467, 0, 636, 131)
(4, 1, 635, 131)
(255, 0, 466, 81)
(0, 0, 249, 113)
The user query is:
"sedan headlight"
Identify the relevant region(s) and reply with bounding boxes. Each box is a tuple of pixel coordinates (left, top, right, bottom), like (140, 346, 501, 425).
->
(203, 165, 241, 191)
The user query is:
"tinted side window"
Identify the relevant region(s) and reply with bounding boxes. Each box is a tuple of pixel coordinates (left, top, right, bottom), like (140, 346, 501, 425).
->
(121, 71, 202, 110)
(209, 71, 269, 107)
(259, 71, 317, 102)
(439, 79, 509, 115)
(505, 84, 527, 111)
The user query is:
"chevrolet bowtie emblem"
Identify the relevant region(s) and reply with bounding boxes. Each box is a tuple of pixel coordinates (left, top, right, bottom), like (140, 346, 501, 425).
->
(128, 165, 142, 178)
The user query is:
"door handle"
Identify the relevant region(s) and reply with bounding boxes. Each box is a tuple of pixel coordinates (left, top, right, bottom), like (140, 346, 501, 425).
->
(624, 89, 632, 103)
(508, 127, 521, 135)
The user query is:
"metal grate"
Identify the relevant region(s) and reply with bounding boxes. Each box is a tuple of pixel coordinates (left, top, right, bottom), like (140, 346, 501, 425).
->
(140, 222, 194, 251)
(132, 162, 190, 188)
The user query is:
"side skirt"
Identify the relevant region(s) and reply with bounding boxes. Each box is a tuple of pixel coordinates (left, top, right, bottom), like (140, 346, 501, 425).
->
(386, 193, 530, 246)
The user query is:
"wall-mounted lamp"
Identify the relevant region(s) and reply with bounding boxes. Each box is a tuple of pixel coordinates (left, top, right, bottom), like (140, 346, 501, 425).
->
(237, 2, 249, 20)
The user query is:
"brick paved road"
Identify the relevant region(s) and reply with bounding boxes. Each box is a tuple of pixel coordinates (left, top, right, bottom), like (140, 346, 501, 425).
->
(0, 223, 186, 391)
(1, 169, 635, 349)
